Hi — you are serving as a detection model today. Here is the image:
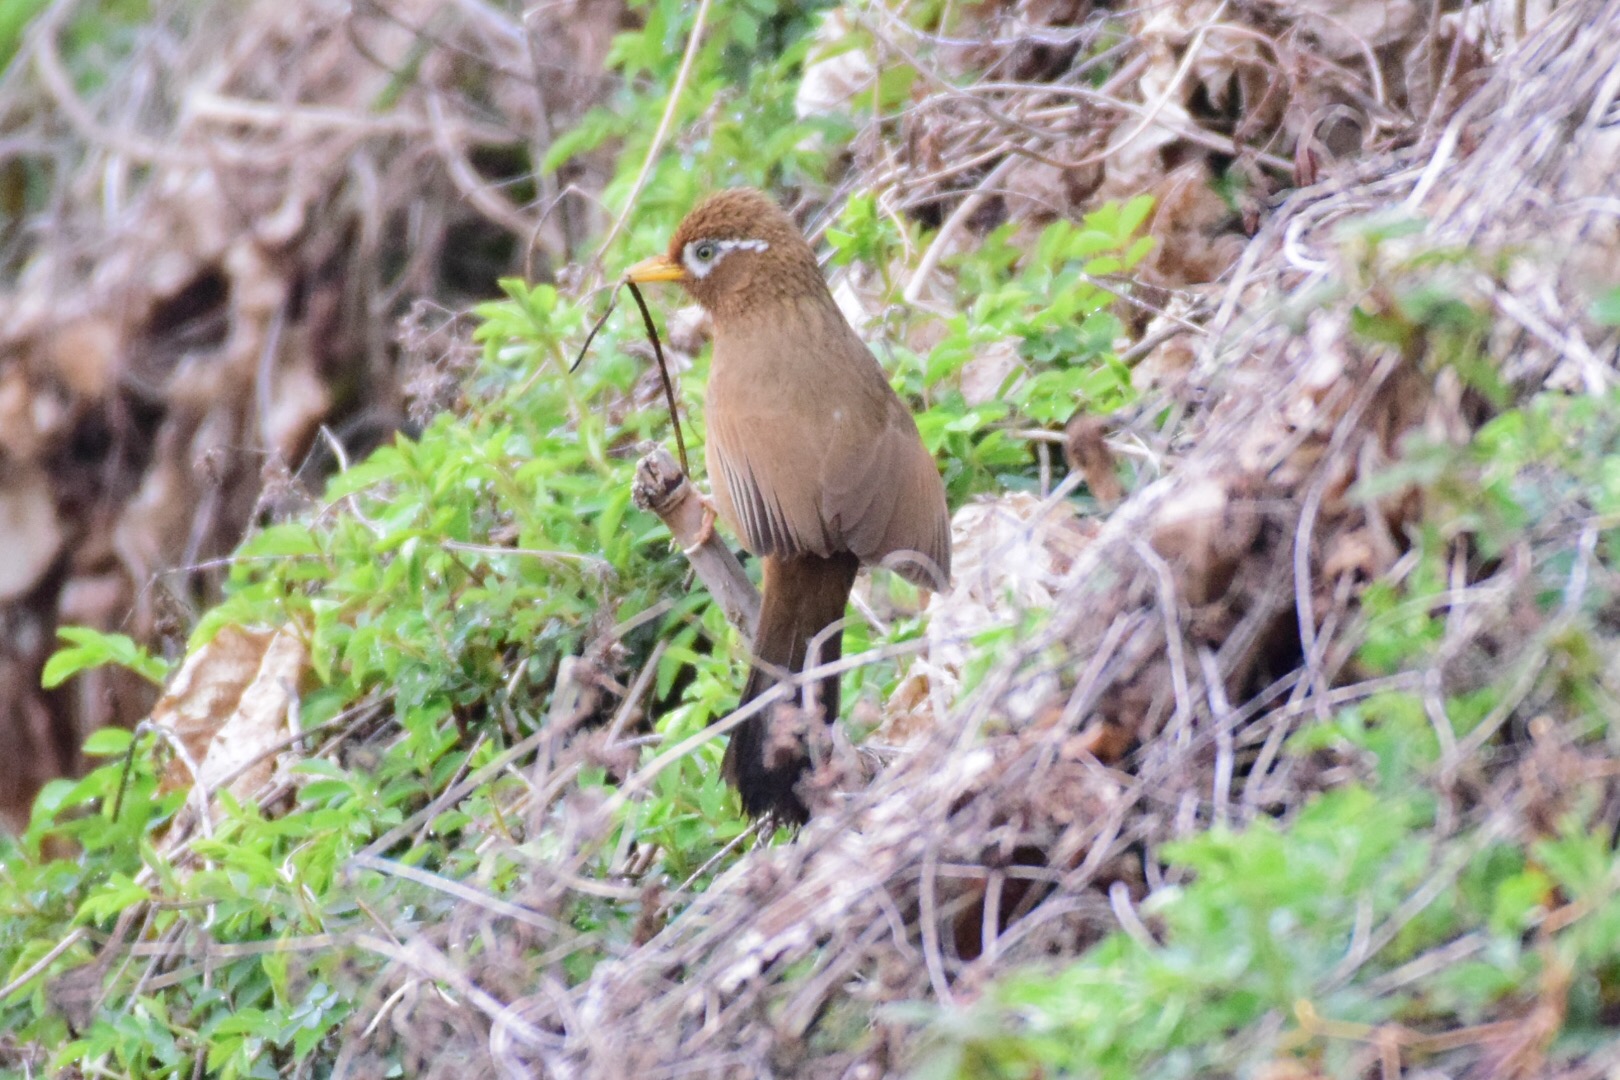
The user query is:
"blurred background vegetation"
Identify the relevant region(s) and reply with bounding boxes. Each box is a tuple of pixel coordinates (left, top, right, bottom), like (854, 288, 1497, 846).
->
(1, 0, 1619, 1076)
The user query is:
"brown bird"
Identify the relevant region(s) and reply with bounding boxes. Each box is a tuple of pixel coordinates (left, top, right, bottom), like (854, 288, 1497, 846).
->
(626, 189, 951, 823)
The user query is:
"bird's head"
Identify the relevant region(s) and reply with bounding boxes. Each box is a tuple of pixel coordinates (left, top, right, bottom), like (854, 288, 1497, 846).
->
(624, 189, 827, 319)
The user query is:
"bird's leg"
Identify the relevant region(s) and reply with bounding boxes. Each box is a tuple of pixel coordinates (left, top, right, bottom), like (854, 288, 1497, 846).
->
(681, 488, 719, 555)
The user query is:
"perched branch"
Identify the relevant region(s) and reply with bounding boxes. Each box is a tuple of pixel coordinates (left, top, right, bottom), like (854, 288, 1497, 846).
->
(632, 448, 759, 635)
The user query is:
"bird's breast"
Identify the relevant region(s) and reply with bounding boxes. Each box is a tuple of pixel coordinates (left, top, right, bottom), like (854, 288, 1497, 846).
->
(706, 300, 884, 426)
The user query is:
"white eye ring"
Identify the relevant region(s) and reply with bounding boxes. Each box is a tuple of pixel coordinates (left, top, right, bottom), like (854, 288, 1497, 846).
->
(682, 237, 769, 278)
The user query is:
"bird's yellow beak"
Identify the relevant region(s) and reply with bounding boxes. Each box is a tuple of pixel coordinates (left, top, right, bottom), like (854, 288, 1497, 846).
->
(623, 254, 686, 284)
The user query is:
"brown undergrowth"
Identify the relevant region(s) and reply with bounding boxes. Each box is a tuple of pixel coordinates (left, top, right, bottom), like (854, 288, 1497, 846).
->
(0, 0, 622, 828)
(4, 0, 1619, 1076)
(488, 6, 1620, 1075)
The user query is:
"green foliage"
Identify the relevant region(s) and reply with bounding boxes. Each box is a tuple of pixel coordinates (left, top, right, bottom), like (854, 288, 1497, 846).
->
(0, 0, 50, 73)
(0, 0, 1152, 1073)
(907, 787, 1533, 1080)
(959, 198, 1149, 419)
(903, 263, 1620, 1080)
(1591, 285, 1620, 326)
(0, 0, 150, 83)
(1, 0, 156, 276)
(41, 627, 169, 688)
(866, 195, 1154, 502)
(545, 0, 844, 267)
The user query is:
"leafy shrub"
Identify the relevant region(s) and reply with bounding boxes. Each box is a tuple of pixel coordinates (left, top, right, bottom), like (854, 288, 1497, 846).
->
(1, 2, 1156, 1074)
(904, 260, 1620, 1079)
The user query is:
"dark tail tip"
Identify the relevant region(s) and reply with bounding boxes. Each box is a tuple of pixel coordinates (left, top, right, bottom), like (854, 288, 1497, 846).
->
(721, 551, 858, 825)
(723, 707, 811, 826)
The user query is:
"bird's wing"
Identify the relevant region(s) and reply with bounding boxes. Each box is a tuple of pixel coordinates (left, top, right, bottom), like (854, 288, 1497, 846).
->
(706, 395, 834, 562)
(818, 391, 951, 589)
(703, 308, 950, 587)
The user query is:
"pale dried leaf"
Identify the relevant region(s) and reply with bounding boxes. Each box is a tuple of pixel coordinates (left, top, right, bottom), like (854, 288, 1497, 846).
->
(795, 12, 875, 120)
(959, 339, 1022, 406)
(154, 624, 305, 815)
(0, 466, 65, 602)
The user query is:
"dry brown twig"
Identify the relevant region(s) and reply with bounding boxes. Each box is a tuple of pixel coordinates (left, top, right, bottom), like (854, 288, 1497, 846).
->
(631, 448, 760, 636)
(6, 0, 1620, 1074)
(514, 6, 1620, 1073)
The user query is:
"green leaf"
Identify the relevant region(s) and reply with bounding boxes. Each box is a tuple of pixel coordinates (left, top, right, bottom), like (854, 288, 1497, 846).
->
(1116, 193, 1155, 236)
(74, 873, 150, 924)
(41, 626, 168, 688)
(81, 727, 135, 757)
(1590, 286, 1620, 326)
(1336, 210, 1428, 244)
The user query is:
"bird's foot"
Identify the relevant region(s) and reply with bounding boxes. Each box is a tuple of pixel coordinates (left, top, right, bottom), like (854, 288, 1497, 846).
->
(681, 490, 719, 555)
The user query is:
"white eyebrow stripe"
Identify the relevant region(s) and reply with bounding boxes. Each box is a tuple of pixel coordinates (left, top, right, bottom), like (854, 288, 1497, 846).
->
(683, 238, 770, 278)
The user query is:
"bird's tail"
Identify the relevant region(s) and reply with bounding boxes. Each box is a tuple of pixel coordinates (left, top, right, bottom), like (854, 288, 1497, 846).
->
(722, 552, 859, 823)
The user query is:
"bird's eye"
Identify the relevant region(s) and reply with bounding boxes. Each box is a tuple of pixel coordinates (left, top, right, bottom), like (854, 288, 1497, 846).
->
(693, 240, 717, 262)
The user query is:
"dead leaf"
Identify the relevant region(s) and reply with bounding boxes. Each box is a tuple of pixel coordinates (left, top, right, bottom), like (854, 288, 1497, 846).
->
(1063, 413, 1124, 505)
(153, 624, 307, 818)
(1148, 477, 1254, 605)
(0, 464, 64, 602)
(263, 351, 330, 460)
(795, 11, 875, 121)
(46, 318, 121, 400)
(959, 339, 1022, 406)
(880, 494, 1097, 741)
